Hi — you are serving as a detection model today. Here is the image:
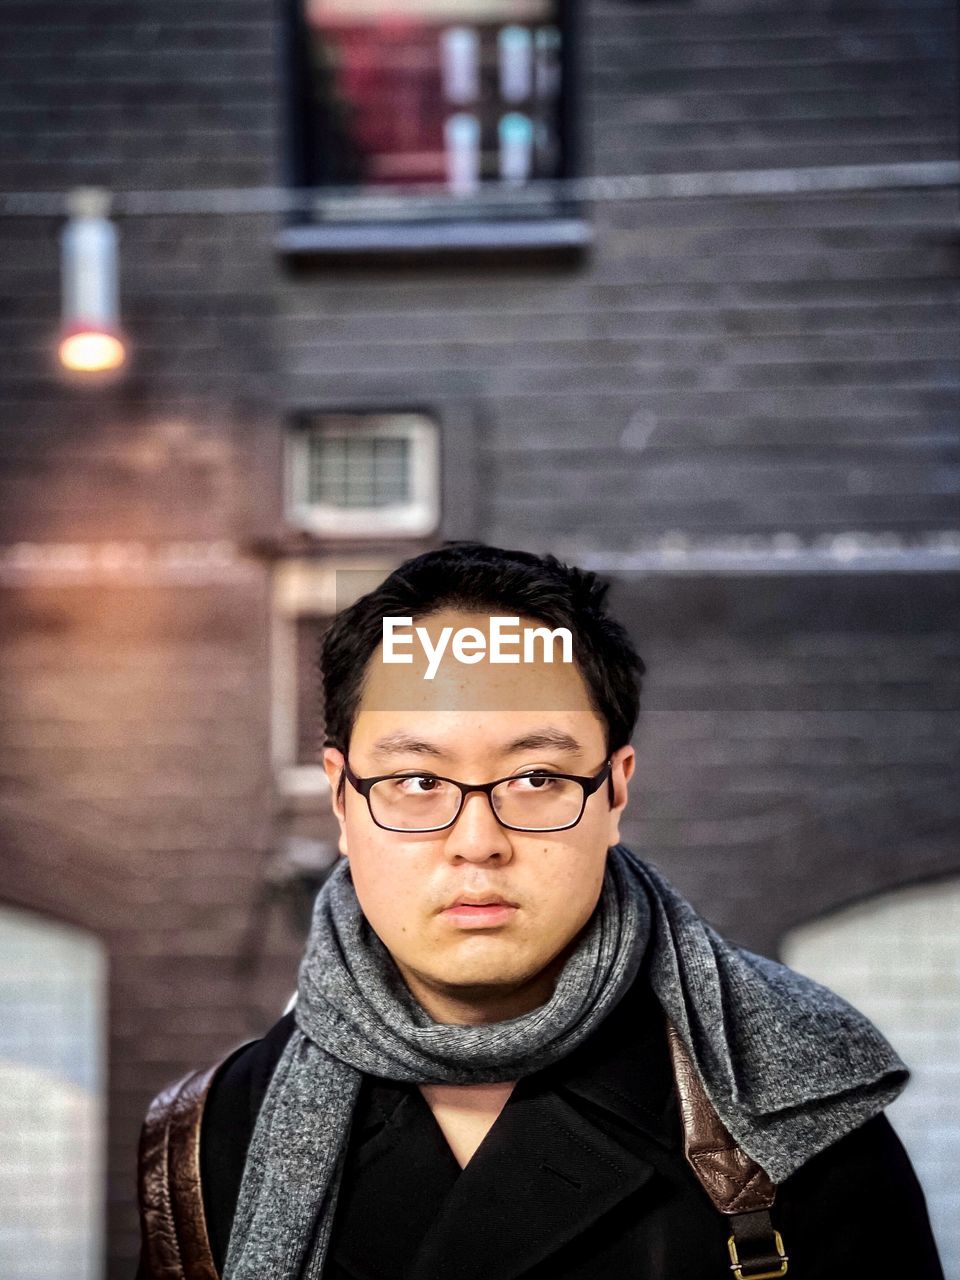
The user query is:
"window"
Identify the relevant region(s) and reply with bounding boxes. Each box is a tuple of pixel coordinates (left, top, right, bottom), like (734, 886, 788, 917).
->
(308, 431, 410, 509)
(0, 908, 106, 1280)
(286, 412, 440, 537)
(294, 613, 330, 767)
(281, 0, 587, 251)
(271, 559, 397, 795)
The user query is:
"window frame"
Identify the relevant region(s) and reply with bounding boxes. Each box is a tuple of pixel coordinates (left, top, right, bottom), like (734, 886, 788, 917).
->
(271, 558, 400, 796)
(278, 0, 589, 255)
(285, 411, 441, 538)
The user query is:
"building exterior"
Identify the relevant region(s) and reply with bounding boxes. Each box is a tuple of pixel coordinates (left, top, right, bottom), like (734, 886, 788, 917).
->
(1, 1, 958, 1275)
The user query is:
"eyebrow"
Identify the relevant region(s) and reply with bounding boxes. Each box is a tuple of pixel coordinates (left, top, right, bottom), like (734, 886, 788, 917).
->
(500, 728, 584, 756)
(368, 727, 585, 761)
(369, 733, 446, 759)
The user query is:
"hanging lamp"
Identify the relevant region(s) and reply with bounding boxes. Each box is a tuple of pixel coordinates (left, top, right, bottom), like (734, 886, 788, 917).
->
(58, 187, 126, 373)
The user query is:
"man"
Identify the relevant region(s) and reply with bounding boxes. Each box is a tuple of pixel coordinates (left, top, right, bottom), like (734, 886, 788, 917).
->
(137, 542, 944, 1280)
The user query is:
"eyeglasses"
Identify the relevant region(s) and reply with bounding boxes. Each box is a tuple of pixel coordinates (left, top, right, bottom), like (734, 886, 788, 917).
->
(342, 759, 612, 834)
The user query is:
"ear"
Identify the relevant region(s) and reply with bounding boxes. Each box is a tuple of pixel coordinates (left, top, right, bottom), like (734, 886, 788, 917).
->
(606, 744, 635, 847)
(322, 747, 349, 857)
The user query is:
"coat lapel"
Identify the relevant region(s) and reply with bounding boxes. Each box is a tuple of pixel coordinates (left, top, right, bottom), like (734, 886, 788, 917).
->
(555, 967, 679, 1154)
(406, 1083, 657, 1280)
(327, 1083, 462, 1280)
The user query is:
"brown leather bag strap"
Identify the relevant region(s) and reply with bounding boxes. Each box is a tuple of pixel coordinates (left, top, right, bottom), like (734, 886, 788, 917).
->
(137, 1060, 226, 1280)
(666, 1021, 789, 1278)
(665, 1019, 777, 1216)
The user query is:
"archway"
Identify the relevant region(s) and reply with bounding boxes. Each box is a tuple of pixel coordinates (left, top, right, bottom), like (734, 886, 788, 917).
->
(0, 905, 107, 1280)
(783, 878, 960, 1277)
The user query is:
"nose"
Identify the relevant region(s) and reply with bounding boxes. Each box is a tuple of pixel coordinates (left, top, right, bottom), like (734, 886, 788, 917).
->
(441, 789, 515, 864)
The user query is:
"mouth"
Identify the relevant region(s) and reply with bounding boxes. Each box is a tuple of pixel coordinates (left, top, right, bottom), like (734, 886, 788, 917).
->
(440, 894, 519, 929)
(447, 894, 517, 908)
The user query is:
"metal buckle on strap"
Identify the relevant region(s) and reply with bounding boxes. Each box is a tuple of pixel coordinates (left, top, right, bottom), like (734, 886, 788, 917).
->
(727, 1228, 789, 1280)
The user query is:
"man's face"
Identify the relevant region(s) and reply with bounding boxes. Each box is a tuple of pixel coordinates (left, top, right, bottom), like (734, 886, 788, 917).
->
(323, 608, 634, 1021)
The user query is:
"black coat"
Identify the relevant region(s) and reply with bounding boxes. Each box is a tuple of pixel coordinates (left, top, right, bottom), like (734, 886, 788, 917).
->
(180, 972, 944, 1280)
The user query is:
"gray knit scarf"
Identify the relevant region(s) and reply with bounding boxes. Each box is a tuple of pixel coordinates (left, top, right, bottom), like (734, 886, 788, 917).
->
(223, 844, 907, 1280)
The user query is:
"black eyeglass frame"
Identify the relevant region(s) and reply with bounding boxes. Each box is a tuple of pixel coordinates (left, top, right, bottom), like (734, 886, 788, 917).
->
(341, 758, 613, 833)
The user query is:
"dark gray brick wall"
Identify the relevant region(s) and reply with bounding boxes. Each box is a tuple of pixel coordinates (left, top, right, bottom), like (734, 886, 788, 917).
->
(0, 3, 281, 189)
(585, 1, 956, 174)
(281, 187, 960, 544)
(613, 572, 960, 956)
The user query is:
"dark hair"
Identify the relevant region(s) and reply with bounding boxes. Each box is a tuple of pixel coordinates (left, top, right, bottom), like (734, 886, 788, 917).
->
(320, 542, 644, 758)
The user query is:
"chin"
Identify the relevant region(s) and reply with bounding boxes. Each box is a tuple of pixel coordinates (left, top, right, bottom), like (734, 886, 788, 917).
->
(428, 955, 543, 994)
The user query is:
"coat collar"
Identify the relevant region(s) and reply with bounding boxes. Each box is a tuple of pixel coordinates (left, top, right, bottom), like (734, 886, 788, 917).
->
(542, 960, 679, 1153)
(330, 968, 680, 1280)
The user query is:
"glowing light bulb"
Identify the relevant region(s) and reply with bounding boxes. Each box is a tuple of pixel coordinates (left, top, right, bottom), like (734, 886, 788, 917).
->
(58, 328, 126, 373)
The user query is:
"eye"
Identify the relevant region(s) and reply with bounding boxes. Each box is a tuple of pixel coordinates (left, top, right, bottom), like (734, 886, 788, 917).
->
(509, 771, 560, 791)
(393, 774, 441, 794)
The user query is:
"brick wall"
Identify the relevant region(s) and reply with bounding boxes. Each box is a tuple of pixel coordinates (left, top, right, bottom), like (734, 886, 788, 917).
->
(587, 0, 956, 175)
(614, 572, 960, 955)
(281, 184, 960, 546)
(0, 575, 301, 1269)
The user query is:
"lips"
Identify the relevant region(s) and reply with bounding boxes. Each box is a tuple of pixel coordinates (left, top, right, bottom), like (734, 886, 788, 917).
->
(447, 894, 517, 909)
(439, 893, 519, 928)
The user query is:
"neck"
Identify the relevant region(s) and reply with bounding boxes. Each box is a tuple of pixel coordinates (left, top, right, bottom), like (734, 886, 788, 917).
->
(397, 954, 567, 1025)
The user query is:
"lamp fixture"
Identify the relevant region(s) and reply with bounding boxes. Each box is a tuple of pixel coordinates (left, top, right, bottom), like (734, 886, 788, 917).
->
(58, 187, 126, 373)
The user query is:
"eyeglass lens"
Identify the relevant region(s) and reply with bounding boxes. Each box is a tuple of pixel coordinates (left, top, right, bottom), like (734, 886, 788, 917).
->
(368, 774, 586, 832)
